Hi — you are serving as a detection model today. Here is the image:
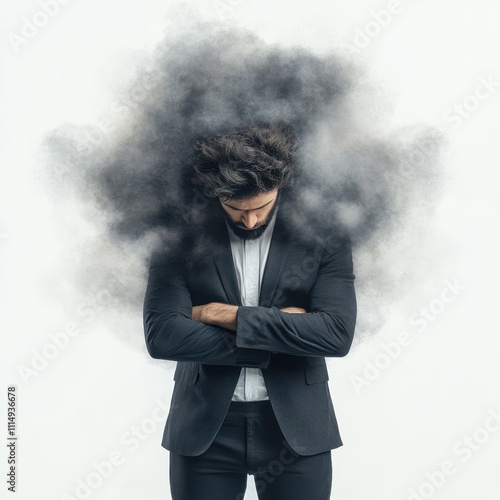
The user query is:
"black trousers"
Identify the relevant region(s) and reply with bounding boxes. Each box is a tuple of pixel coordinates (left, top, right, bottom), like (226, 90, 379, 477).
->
(169, 400, 332, 500)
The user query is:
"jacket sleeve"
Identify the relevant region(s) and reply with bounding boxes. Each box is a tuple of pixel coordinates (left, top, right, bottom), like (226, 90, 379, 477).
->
(235, 234, 357, 357)
(143, 252, 270, 368)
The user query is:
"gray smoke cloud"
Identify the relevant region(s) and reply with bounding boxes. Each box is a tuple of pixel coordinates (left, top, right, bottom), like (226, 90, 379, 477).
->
(41, 18, 445, 349)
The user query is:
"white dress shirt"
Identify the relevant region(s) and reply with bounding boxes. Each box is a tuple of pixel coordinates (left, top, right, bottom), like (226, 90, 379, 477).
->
(227, 210, 278, 401)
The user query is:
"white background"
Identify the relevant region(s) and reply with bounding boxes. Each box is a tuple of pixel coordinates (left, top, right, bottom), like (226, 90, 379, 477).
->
(1, 1, 500, 499)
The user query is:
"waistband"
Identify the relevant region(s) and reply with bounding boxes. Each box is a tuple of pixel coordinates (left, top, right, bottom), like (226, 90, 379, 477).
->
(227, 400, 274, 417)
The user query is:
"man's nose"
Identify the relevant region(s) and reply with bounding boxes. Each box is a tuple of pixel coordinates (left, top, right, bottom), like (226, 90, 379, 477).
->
(242, 212, 258, 228)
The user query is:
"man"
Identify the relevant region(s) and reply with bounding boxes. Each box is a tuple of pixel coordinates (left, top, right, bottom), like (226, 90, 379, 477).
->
(143, 124, 357, 499)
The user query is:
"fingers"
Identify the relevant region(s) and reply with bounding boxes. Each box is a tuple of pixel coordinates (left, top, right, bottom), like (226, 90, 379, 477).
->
(280, 306, 307, 314)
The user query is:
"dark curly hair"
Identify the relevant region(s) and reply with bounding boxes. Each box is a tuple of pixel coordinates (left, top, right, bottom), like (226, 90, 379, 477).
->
(191, 123, 297, 200)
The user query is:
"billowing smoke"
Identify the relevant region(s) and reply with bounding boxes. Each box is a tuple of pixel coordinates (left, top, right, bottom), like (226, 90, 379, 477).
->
(42, 19, 444, 348)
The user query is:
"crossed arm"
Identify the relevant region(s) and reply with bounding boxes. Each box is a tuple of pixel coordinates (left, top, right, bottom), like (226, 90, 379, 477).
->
(143, 235, 356, 366)
(191, 303, 306, 331)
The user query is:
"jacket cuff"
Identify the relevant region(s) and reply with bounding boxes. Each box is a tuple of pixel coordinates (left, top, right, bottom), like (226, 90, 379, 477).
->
(236, 306, 272, 350)
(234, 348, 270, 368)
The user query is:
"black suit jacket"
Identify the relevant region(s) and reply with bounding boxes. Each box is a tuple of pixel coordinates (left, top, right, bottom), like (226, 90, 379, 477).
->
(143, 204, 357, 456)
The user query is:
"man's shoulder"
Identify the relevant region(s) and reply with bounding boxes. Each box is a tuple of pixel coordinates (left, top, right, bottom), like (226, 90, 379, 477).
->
(148, 216, 228, 270)
(277, 200, 351, 250)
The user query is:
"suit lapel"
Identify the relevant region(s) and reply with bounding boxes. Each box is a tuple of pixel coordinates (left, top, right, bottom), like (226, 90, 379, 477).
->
(211, 205, 291, 308)
(211, 216, 242, 307)
(259, 212, 290, 307)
